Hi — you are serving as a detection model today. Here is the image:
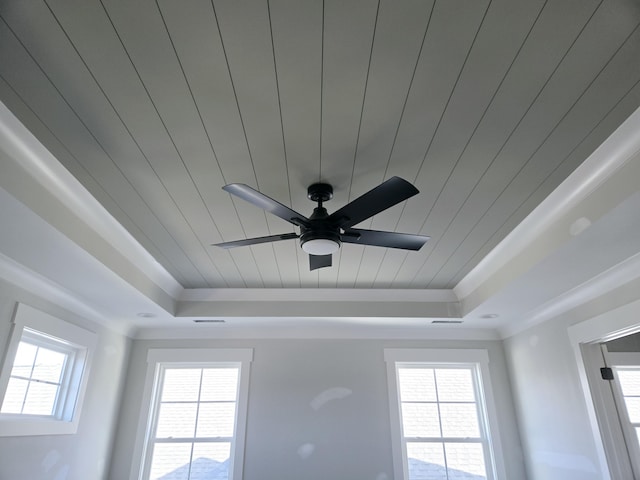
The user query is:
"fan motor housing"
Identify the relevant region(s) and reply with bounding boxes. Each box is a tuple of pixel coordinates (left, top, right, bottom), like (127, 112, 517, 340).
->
(300, 228, 341, 245)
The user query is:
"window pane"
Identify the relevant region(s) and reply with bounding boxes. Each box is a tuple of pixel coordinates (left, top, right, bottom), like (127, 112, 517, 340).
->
(445, 442, 487, 479)
(200, 369, 238, 402)
(624, 397, 640, 423)
(440, 403, 481, 438)
(149, 442, 192, 480)
(161, 369, 202, 402)
(1, 377, 28, 413)
(156, 403, 198, 439)
(10, 342, 37, 378)
(402, 403, 441, 438)
(22, 381, 58, 415)
(406, 442, 447, 480)
(618, 370, 640, 396)
(196, 403, 236, 438)
(399, 368, 437, 402)
(32, 348, 66, 383)
(435, 369, 475, 402)
(190, 442, 231, 480)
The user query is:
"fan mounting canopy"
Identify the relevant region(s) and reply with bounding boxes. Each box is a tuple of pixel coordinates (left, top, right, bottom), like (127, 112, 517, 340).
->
(307, 183, 333, 203)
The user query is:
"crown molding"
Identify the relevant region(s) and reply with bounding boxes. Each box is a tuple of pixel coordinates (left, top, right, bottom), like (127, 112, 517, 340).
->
(456, 105, 640, 300)
(0, 252, 132, 337)
(499, 250, 640, 339)
(0, 101, 182, 299)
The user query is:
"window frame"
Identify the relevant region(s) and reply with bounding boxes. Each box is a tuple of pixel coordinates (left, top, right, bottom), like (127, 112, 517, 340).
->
(130, 348, 253, 480)
(603, 350, 640, 478)
(0, 303, 96, 436)
(384, 348, 507, 480)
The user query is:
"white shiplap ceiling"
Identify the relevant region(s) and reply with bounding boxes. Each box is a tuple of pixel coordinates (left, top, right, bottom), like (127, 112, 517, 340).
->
(1, 0, 640, 293)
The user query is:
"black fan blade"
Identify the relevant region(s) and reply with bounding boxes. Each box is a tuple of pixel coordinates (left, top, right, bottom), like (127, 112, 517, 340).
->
(327, 176, 419, 229)
(223, 183, 310, 227)
(342, 228, 429, 250)
(309, 254, 332, 271)
(214, 232, 299, 249)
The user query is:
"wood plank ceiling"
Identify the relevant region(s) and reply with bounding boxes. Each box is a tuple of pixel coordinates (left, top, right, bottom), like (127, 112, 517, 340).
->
(0, 0, 639, 289)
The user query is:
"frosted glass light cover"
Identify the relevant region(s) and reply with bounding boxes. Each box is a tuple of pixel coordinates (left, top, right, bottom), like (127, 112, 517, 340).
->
(301, 238, 340, 255)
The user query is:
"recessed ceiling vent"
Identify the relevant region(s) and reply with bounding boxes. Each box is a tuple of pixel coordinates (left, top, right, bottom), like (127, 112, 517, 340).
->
(431, 320, 463, 324)
(193, 319, 226, 323)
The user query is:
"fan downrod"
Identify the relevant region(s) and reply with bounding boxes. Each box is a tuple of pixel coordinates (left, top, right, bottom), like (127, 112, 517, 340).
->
(307, 183, 333, 204)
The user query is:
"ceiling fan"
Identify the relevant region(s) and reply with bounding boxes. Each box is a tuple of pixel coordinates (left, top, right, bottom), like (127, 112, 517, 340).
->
(213, 176, 430, 270)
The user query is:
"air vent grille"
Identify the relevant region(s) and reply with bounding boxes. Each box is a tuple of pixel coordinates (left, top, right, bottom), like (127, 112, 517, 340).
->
(193, 319, 226, 323)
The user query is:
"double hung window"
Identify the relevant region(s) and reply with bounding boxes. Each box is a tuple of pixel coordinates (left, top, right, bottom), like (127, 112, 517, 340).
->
(385, 349, 505, 480)
(133, 348, 252, 480)
(0, 303, 95, 436)
(2, 328, 77, 416)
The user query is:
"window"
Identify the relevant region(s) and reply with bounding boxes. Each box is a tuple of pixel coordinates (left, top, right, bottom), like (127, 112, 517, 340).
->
(0, 303, 95, 436)
(385, 349, 506, 480)
(615, 367, 640, 442)
(604, 350, 640, 478)
(133, 349, 253, 480)
(2, 328, 75, 416)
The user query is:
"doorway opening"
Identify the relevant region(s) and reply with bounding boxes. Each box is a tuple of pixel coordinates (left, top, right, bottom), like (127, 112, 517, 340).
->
(568, 302, 640, 480)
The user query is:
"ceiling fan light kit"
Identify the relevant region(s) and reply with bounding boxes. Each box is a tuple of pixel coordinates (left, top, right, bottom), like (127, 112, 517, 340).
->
(300, 237, 341, 256)
(214, 176, 430, 271)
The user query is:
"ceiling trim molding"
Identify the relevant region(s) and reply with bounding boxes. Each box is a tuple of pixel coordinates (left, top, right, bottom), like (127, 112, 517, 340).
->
(499, 250, 640, 339)
(456, 105, 640, 300)
(176, 288, 461, 321)
(176, 299, 461, 320)
(0, 252, 132, 337)
(0, 100, 182, 299)
(179, 287, 459, 303)
(133, 325, 499, 341)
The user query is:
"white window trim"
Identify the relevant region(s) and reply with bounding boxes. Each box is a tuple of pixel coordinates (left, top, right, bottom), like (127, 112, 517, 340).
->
(129, 348, 253, 480)
(384, 348, 507, 480)
(0, 303, 96, 436)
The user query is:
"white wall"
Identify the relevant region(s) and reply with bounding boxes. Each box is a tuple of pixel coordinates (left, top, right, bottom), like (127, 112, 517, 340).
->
(109, 337, 525, 480)
(0, 279, 130, 480)
(505, 318, 603, 480)
(503, 277, 640, 480)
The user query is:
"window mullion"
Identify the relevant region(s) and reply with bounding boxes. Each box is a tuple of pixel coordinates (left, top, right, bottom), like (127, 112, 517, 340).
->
(154, 437, 234, 443)
(433, 369, 450, 480)
(9, 375, 61, 387)
(17, 345, 40, 415)
(404, 437, 484, 443)
(186, 368, 205, 480)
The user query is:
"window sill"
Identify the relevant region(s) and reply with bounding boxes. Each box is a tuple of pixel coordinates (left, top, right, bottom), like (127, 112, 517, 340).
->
(0, 414, 79, 436)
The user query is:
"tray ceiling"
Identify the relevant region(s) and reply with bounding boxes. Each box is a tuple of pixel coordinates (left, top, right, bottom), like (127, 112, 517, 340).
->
(1, 0, 639, 290)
